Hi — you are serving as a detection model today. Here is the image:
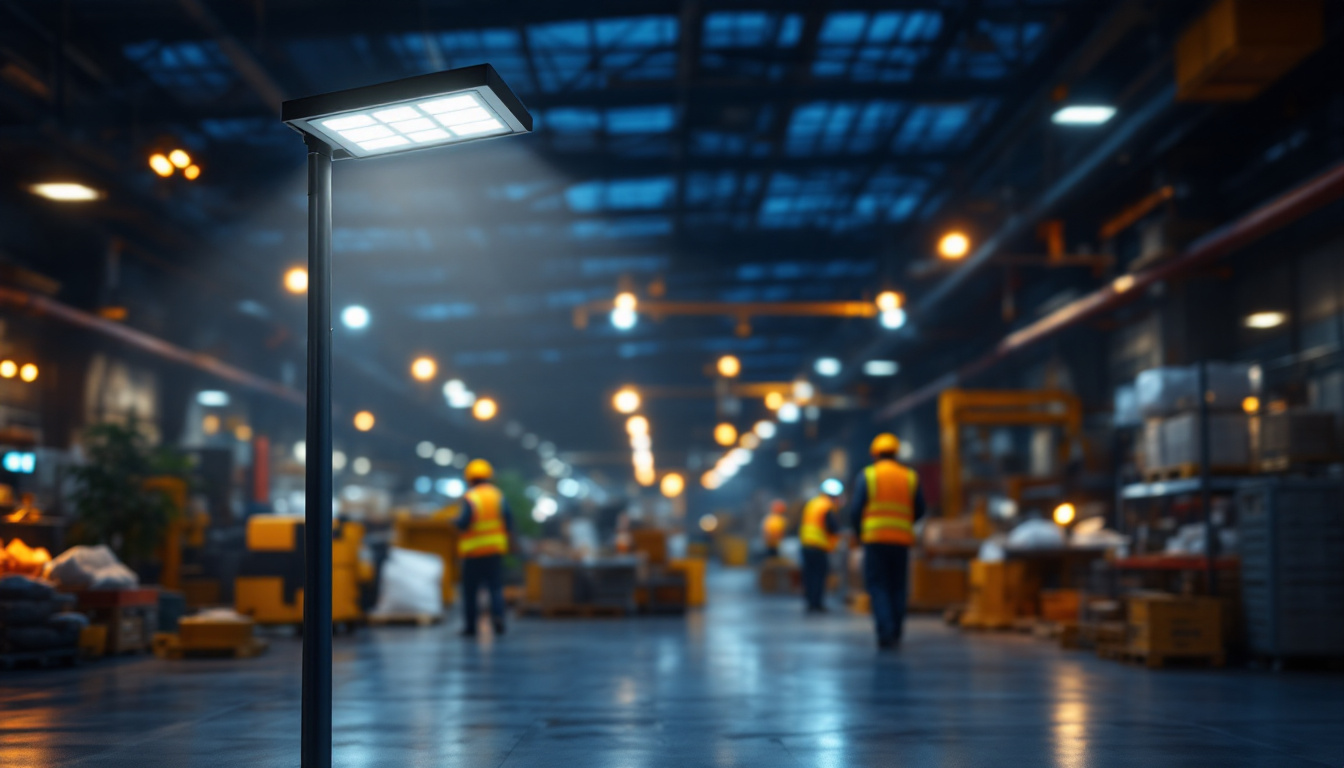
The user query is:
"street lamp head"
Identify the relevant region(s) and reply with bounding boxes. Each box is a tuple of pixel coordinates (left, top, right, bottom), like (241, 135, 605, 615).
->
(282, 64, 533, 159)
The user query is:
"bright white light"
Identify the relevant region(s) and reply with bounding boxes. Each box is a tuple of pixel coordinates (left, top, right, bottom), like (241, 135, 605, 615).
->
(445, 381, 476, 409)
(729, 448, 752, 466)
(814, 357, 841, 377)
(416, 441, 435, 458)
(533, 495, 559, 522)
(1244, 311, 1287, 329)
(414, 476, 432, 494)
(557, 478, 581, 498)
(544, 458, 568, 478)
(611, 307, 637, 330)
(197, 390, 229, 407)
(30, 182, 101, 201)
(341, 305, 370, 330)
(443, 478, 465, 498)
(434, 447, 454, 466)
(353, 457, 371, 476)
(332, 451, 347, 471)
(315, 92, 510, 157)
(778, 402, 801, 423)
(778, 451, 799, 468)
(754, 421, 777, 439)
(864, 360, 900, 377)
(793, 380, 815, 403)
(1052, 105, 1116, 125)
(294, 441, 306, 463)
(631, 434, 652, 452)
(821, 478, 844, 496)
(880, 308, 906, 329)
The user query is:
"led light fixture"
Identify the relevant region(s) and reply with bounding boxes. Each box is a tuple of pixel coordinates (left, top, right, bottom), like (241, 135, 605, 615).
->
(814, 358, 841, 377)
(1051, 105, 1116, 125)
(864, 360, 900, 377)
(341, 305, 370, 329)
(197, 390, 230, 407)
(282, 65, 531, 159)
(30, 182, 101, 202)
(1244, 311, 1286, 329)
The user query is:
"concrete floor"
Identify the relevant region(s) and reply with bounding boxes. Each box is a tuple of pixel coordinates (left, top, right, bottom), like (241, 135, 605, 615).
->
(3, 568, 1341, 768)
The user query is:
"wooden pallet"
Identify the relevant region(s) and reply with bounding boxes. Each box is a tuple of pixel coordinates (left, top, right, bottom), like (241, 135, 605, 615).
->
(1096, 643, 1224, 669)
(153, 634, 269, 660)
(519, 603, 629, 618)
(1141, 463, 1253, 482)
(367, 613, 443, 627)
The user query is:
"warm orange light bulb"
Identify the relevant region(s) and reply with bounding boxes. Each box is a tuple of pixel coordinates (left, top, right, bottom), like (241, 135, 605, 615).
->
(473, 397, 498, 421)
(18, 364, 37, 383)
(716, 355, 741, 378)
(938, 231, 971, 260)
(353, 411, 375, 431)
(410, 356, 437, 382)
(149, 154, 174, 177)
(183, 164, 201, 181)
(284, 267, 308, 294)
(714, 423, 737, 447)
(168, 149, 191, 169)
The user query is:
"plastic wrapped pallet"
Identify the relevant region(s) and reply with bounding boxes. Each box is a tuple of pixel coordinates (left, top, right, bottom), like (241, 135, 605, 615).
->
(1113, 384, 1141, 428)
(1135, 363, 1259, 418)
(44, 545, 138, 590)
(1160, 412, 1251, 468)
(1140, 419, 1166, 471)
(369, 547, 443, 618)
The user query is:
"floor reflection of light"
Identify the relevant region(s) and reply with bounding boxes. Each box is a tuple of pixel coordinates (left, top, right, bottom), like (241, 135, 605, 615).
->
(1051, 663, 1090, 768)
(616, 675, 639, 706)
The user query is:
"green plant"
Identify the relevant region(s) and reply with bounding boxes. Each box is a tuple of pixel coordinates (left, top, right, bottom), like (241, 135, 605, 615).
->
(68, 422, 192, 564)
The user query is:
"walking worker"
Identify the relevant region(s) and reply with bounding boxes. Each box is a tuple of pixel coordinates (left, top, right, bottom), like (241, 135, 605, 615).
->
(848, 434, 925, 649)
(456, 459, 514, 637)
(799, 479, 842, 613)
(761, 499, 788, 557)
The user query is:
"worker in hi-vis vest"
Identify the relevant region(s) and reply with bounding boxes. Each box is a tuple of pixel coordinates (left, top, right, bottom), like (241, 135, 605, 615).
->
(761, 499, 788, 557)
(798, 481, 842, 613)
(847, 434, 926, 649)
(455, 459, 514, 637)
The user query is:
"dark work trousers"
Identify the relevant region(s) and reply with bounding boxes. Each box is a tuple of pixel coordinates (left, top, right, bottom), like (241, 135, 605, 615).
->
(801, 547, 830, 610)
(460, 554, 505, 633)
(863, 544, 910, 643)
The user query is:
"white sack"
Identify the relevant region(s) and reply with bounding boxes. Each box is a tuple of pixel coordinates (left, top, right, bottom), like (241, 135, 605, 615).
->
(370, 546, 443, 618)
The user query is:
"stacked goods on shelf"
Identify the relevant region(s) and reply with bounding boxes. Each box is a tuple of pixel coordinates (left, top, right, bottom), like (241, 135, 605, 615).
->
(1259, 410, 1341, 471)
(1238, 479, 1344, 661)
(1133, 363, 1257, 477)
(0, 575, 83, 666)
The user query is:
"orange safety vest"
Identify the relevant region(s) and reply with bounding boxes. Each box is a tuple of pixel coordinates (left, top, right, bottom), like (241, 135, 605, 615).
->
(459, 484, 508, 558)
(861, 459, 917, 546)
(762, 513, 787, 547)
(799, 495, 838, 552)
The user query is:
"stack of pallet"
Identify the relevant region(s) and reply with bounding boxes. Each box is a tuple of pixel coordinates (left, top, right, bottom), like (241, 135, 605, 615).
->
(960, 560, 1038, 630)
(1134, 364, 1256, 479)
(523, 560, 639, 617)
(0, 575, 82, 668)
(1095, 593, 1224, 668)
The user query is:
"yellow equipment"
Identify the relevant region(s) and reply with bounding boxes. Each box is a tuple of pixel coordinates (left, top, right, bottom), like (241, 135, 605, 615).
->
(234, 515, 372, 628)
(392, 508, 459, 606)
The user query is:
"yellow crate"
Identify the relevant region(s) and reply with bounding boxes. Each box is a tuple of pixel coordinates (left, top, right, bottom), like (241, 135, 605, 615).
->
(909, 557, 968, 611)
(718, 535, 748, 567)
(669, 558, 706, 607)
(1127, 594, 1223, 665)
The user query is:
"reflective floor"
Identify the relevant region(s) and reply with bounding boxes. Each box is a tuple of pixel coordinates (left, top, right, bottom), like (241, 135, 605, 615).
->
(3, 568, 1342, 767)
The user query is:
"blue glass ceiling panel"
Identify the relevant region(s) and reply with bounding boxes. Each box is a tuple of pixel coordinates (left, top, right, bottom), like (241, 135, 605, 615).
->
(386, 29, 534, 92)
(942, 20, 1049, 79)
(813, 11, 942, 81)
(702, 11, 803, 48)
(891, 101, 996, 153)
(580, 256, 669, 276)
(570, 217, 673, 240)
(528, 16, 678, 92)
(124, 41, 235, 104)
(785, 100, 906, 156)
(757, 171, 859, 229)
(684, 172, 739, 207)
(566, 177, 675, 213)
(410, 302, 478, 321)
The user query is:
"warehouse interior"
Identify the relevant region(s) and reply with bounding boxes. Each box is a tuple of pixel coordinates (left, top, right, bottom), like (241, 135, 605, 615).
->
(1, 1, 1343, 766)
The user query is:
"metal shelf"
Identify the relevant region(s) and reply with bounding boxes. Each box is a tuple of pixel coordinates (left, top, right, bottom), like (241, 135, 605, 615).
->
(1120, 475, 1252, 500)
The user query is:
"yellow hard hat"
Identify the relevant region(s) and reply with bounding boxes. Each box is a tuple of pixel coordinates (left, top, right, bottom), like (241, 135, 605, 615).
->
(870, 433, 900, 457)
(464, 459, 494, 482)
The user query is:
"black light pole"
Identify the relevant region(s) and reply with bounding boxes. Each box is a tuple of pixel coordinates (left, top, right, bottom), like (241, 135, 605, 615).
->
(301, 133, 334, 768)
(282, 64, 531, 768)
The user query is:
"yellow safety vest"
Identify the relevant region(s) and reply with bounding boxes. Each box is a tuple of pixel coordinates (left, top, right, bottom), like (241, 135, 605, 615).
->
(762, 513, 787, 547)
(799, 495, 838, 552)
(861, 460, 917, 546)
(459, 484, 508, 558)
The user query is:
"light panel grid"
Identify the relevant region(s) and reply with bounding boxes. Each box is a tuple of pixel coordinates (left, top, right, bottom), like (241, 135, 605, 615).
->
(317, 91, 509, 155)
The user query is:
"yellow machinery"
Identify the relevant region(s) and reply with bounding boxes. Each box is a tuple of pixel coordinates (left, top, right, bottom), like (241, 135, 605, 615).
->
(235, 515, 372, 628)
(909, 389, 1083, 613)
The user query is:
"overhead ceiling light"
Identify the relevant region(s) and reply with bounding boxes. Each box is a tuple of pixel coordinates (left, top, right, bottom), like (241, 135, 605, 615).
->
(410, 356, 437, 381)
(149, 154, 174, 177)
(612, 387, 641, 414)
(416, 441, 435, 459)
(197, 390, 230, 407)
(716, 355, 741, 378)
(29, 182, 102, 202)
(353, 411, 375, 431)
(754, 421, 776, 440)
(611, 307, 637, 331)
(1052, 105, 1116, 125)
(814, 358, 841, 377)
(414, 476, 432, 494)
(332, 450, 347, 471)
(183, 164, 202, 181)
(764, 391, 785, 410)
(778, 402, 801, 423)
(1244, 311, 1286, 329)
(778, 451, 800, 468)
(864, 360, 900, 377)
(938, 231, 971, 260)
(284, 267, 308, 294)
(627, 415, 650, 437)
(820, 478, 844, 496)
(879, 308, 907, 330)
(433, 447, 454, 466)
(557, 478, 581, 498)
(714, 422, 737, 446)
(472, 397, 497, 421)
(660, 472, 685, 499)
(282, 65, 531, 159)
(876, 291, 903, 312)
(793, 380, 815, 402)
(341, 305, 370, 330)
(440, 477, 466, 498)
(168, 149, 192, 168)
(352, 456, 371, 476)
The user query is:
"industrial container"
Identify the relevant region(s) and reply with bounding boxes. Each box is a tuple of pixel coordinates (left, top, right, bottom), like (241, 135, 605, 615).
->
(1134, 363, 1257, 418)
(1237, 479, 1344, 660)
(1161, 412, 1252, 470)
(1259, 410, 1340, 469)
